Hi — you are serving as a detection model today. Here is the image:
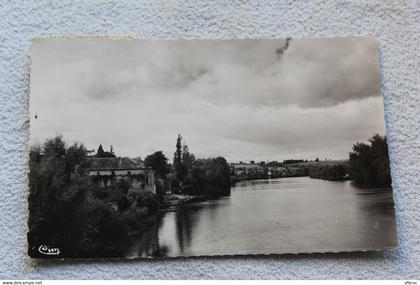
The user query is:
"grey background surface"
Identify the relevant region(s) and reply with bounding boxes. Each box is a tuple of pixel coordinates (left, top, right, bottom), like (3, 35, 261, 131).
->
(0, 0, 418, 279)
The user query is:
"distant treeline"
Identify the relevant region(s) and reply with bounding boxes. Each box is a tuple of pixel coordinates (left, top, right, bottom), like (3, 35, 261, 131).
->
(236, 158, 321, 167)
(308, 134, 391, 188)
(309, 163, 349, 181)
(282, 159, 306, 164)
(28, 136, 159, 258)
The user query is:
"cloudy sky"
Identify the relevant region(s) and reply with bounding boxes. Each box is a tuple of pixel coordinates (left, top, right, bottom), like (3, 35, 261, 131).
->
(30, 37, 386, 162)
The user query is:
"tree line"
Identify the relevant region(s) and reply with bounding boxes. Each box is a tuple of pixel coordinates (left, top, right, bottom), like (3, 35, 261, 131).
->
(349, 134, 392, 187)
(307, 134, 392, 188)
(28, 136, 159, 258)
(145, 134, 231, 197)
(28, 134, 231, 257)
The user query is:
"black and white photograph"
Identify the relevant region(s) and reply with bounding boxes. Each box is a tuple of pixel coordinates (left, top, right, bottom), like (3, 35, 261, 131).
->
(28, 37, 398, 259)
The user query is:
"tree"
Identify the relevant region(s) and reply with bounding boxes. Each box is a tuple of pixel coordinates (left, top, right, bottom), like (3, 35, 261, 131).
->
(28, 135, 97, 257)
(173, 134, 186, 183)
(43, 135, 66, 157)
(65, 143, 89, 175)
(190, 157, 231, 197)
(181, 143, 195, 183)
(349, 134, 391, 187)
(145, 151, 169, 178)
(28, 135, 159, 258)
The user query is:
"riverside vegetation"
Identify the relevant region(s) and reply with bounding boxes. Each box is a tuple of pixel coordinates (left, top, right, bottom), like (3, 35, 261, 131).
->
(27, 134, 390, 257)
(308, 134, 391, 188)
(27, 134, 230, 258)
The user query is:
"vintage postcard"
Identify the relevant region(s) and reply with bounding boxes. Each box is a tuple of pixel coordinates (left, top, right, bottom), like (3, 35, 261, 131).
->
(28, 37, 398, 258)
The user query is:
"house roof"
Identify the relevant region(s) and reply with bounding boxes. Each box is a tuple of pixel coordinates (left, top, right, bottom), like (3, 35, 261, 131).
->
(87, 157, 145, 170)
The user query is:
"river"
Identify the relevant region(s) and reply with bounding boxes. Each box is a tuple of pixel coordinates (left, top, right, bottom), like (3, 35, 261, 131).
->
(126, 177, 398, 257)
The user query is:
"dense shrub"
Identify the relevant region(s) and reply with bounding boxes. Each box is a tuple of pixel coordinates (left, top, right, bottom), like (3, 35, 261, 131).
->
(349, 134, 391, 187)
(169, 135, 231, 197)
(188, 157, 231, 197)
(28, 136, 159, 258)
(309, 164, 348, 181)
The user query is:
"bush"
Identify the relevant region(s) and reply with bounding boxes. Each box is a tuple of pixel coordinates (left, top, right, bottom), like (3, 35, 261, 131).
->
(349, 134, 391, 187)
(28, 135, 160, 258)
(189, 157, 231, 197)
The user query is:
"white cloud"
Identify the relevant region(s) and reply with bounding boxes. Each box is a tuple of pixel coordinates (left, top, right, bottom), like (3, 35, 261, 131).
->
(30, 38, 386, 162)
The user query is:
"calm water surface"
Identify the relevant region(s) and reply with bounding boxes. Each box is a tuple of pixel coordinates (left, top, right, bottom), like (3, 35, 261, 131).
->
(127, 177, 398, 257)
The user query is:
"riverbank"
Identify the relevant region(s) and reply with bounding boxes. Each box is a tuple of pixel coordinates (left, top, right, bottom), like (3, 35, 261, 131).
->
(159, 194, 208, 212)
(309, 175, 350, 181)
(231, 174, 307, 185)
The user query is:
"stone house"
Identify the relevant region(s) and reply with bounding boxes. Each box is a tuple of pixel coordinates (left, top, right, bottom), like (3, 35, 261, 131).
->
(87, 157, 156, 194)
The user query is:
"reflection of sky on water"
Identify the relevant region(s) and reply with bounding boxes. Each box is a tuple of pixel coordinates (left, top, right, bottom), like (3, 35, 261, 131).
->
(127, 177, 398, 257)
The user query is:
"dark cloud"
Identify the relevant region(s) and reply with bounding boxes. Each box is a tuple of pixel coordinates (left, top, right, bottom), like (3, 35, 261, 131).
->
(30, 38, 386, 161)
(32, 38, 380, 108)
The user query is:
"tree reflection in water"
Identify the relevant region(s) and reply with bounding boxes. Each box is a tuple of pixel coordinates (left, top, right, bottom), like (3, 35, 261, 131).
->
(125, 177, 398, 258)
(175, 207, 195, 253)
(125, 216, 169, 258)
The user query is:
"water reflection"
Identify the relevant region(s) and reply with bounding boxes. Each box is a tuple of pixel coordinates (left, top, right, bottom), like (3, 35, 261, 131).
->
(126, 177, 398, 257)
(125, 217, 169, 258)
(175, 207, 196, 253)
